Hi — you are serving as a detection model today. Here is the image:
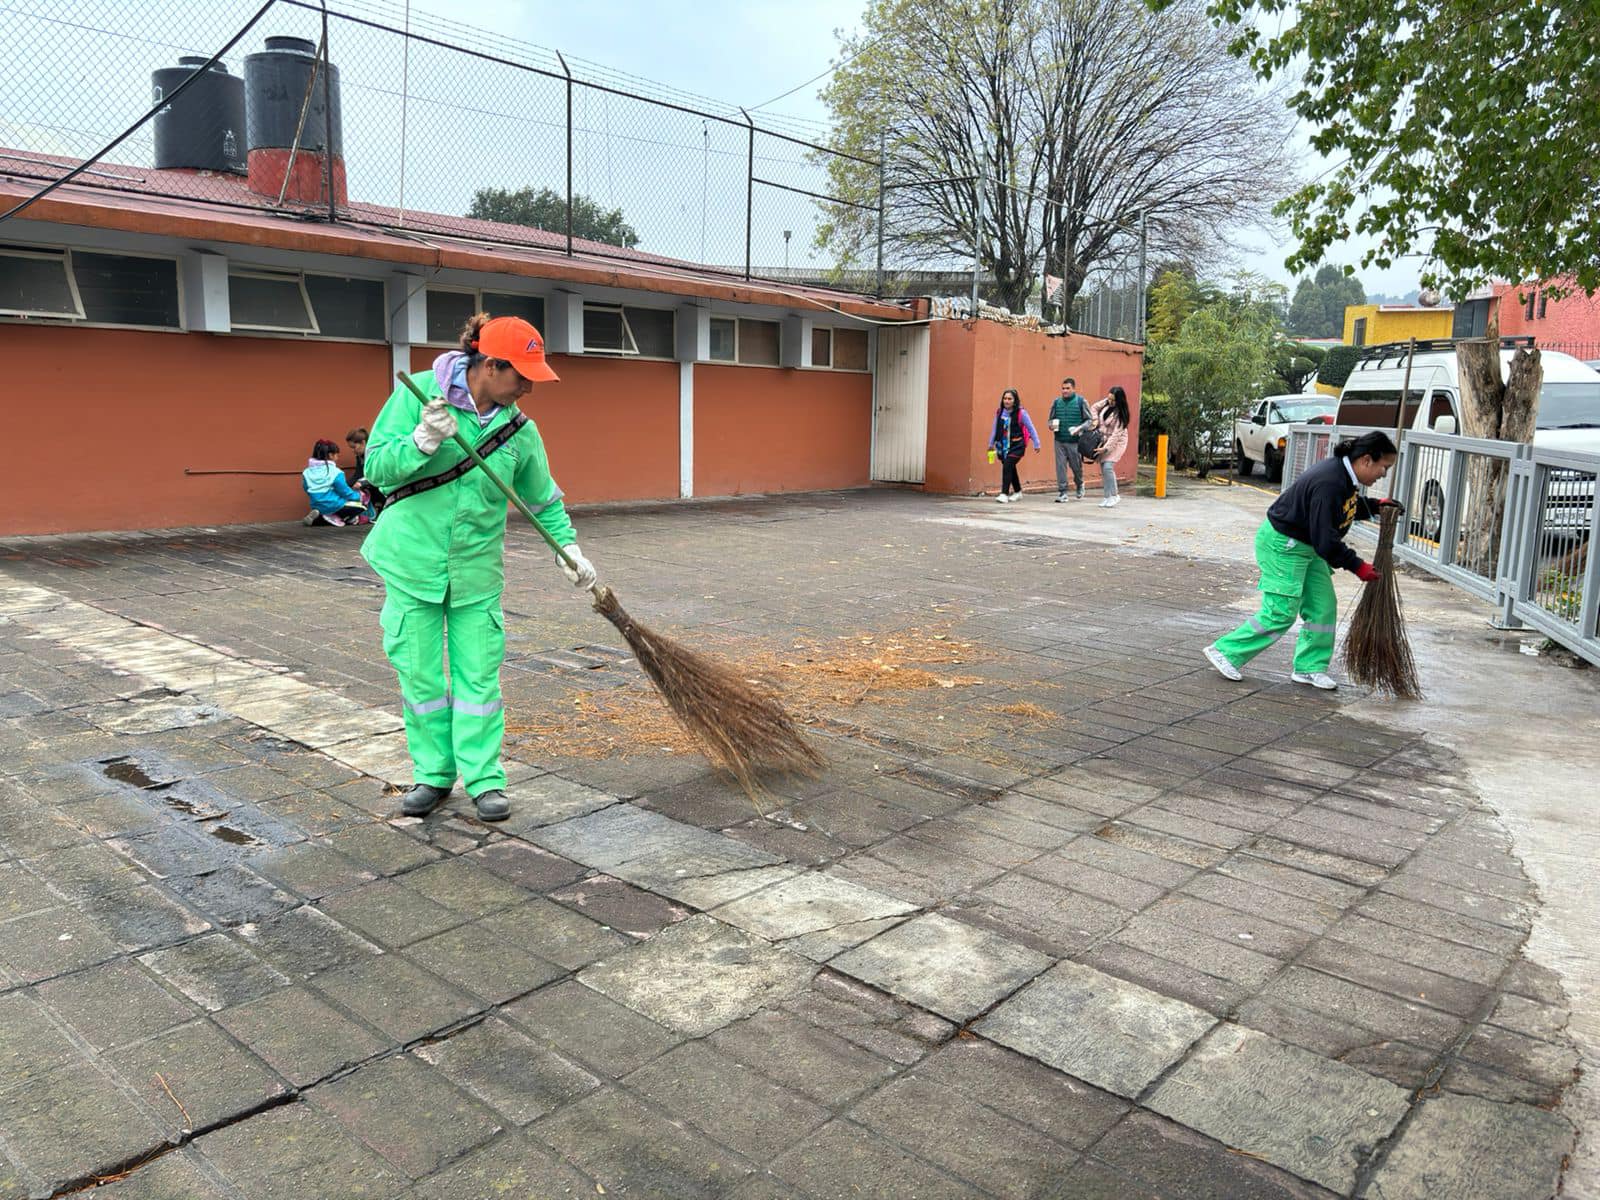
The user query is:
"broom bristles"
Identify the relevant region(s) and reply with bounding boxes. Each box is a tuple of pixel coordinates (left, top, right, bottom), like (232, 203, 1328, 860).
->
(1342, 506, 1423, 699)
(591, 585, 824, 803)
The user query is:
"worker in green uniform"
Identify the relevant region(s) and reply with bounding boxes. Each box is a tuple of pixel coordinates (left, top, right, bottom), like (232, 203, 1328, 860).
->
(1204, 430, 1401, 690)
(361, 313, 596, 821)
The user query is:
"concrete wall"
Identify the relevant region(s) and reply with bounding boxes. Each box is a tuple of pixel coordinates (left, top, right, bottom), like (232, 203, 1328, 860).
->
(1493, 280, 1600, 358)
(924, 321, 1144, 496)
(1342, 305, 1453, 346)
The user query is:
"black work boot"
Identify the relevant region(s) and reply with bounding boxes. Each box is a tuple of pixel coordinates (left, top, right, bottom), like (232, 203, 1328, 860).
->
(400, 783, 451, 817)
(472, 789, 510, 822)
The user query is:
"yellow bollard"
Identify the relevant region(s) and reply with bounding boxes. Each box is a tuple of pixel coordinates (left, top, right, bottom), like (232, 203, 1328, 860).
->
(1155, 434, 1168, 498)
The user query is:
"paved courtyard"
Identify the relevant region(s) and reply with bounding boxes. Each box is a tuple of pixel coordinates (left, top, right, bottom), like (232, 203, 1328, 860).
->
(0, 481, 1591, 1199)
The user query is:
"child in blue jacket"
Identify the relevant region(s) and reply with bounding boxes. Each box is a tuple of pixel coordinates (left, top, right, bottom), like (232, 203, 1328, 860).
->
(301, 439, 370, 526)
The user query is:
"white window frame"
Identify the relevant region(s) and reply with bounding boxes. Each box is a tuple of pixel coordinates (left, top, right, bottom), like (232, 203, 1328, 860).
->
(0, 245, 85, 319)
(830, 325, 871, 373)
(811, 325, 833, 368)
(734, 317, 781, 367)
(582, 303, 640, 356)
(422, 286, 547, 346)
(709, 316, 737, 362)
(0, 243, 188, 331)
(228, 268, 319, 334)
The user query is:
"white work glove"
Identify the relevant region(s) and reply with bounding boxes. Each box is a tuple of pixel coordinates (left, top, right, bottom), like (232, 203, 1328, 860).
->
(559, 543, 597, 590)
(412, 398, 458, 455)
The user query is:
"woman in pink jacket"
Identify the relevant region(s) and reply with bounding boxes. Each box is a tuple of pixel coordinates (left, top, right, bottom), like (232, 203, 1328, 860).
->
(1087, 386, 1130, 508)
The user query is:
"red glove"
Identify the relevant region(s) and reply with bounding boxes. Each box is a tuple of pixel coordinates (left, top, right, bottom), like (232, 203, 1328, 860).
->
(1355, 561, 1382, 583)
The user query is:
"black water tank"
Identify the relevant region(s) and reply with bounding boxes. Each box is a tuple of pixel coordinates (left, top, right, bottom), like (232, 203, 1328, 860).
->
(244, 36, 342, 156)
(151, 56, 247, 173)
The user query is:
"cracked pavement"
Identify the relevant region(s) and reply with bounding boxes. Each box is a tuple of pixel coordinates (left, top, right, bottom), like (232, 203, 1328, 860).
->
(0, 481, 1589, 1199)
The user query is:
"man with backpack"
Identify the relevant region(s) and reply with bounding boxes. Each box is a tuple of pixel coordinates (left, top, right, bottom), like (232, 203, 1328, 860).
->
(1048, 377, 1090, 501)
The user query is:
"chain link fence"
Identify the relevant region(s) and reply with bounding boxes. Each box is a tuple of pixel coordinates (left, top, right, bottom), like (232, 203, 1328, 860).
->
(2, 0, 1150, 339)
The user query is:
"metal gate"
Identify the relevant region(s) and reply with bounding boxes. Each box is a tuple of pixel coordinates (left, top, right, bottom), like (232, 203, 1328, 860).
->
(871, 325, 929, 483)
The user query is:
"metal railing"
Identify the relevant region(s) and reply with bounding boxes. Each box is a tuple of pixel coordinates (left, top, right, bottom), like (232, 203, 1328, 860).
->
(1284, 425, 1600, 665)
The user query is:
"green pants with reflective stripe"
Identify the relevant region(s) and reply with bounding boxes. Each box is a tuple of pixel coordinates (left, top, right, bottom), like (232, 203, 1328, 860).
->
(1213, 520, 1338, 674)
(380, 588, 507, 797)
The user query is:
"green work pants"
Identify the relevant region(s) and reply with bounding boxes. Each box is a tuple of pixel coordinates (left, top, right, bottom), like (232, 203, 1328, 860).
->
(1213, 521, 1338, 674)
(380, 587, 506, 798)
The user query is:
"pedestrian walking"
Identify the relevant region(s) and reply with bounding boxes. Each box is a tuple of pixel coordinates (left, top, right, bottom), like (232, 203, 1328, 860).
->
(1204, 430, 1401, 690)
(986, 388, 1040, 503)
(1087, 386, 1130, 508)
(1048, 377, 1090, 501)
(360, 312, 597, 821)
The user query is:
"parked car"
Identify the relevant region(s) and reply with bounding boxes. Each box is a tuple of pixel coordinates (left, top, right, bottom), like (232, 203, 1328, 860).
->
(1234, 395, 1336, 482)
(1334, 339, 1600, 541)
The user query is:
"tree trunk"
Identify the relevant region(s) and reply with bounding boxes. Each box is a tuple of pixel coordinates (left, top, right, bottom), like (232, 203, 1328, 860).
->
(1455, 341, 1541, 574)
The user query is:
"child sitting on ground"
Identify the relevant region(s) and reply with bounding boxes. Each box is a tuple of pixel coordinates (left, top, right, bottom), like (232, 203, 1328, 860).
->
(301, 439, 371, 527)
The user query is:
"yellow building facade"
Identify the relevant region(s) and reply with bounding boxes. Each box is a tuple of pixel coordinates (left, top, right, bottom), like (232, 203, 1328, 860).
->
(1342, 304, 1453, 346)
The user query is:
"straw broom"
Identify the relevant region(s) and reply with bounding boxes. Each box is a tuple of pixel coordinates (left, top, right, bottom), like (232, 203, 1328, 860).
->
(395, 373, 822, 805)
(1342, 504, 1423, 699)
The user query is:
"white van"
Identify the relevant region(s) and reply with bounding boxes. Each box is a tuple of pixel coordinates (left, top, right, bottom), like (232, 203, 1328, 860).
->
(1335, 339, 1600, 540)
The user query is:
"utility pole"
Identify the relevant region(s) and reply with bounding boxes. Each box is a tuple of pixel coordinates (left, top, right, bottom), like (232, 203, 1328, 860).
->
(971, 168, 984, 317)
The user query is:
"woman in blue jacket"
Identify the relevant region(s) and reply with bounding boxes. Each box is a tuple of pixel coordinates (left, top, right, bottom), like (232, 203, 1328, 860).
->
(301, 439, 370, 526)
(987, 388, 1040, 502)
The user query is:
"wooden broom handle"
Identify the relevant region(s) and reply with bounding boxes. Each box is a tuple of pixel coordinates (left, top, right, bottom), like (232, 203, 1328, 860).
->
(394, 371, 586, 582)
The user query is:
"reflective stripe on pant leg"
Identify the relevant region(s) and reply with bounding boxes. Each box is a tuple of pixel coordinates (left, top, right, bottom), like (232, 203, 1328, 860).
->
(1292, 556, 1339, 674)
(380, 589, 455, 786)
(445, 594, 507, 796)
(1213, 521, 1310, 667)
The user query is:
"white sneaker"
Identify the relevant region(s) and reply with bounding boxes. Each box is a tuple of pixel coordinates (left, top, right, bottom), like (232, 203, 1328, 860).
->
(1107, 495, 1121, 507)
(1204, 645, 1243, 681)
(1291, 671, 1339, 691)
(1098, 498, 1112, 507)
(996, 494, 1009, 503)
(1055, 493, 1067, 503)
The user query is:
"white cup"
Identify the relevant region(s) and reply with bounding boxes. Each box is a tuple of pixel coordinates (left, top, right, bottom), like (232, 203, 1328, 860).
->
(1049, 419, 1059, 431)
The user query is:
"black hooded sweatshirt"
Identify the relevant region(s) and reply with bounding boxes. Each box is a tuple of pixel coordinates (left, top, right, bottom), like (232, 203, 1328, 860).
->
(1265, 454, 1377, 573)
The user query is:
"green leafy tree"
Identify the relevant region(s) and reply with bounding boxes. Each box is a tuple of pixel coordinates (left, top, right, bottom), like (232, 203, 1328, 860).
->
(1174, 0, 1600, 296)
(1146, 270, 1202, 346)
(1275, 343, 1327, 393)
(1286, 265, 1365, 337)
(467, 187, 640, 249)
(817, 0, 1292, 313)
(1318, 344, 1361, 389)
(1145, 275, 1282, 468)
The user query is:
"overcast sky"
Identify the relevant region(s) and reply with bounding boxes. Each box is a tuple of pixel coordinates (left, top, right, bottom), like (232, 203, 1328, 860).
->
(411, 0, 1422, 298)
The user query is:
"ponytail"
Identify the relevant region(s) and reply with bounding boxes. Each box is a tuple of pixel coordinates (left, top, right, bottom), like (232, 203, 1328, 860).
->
(459, 311, 499, 371)
(1334, 430, 1398, 462)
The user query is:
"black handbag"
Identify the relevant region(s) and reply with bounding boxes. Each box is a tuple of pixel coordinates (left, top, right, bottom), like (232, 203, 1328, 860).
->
(1077, 425, 1104, 460)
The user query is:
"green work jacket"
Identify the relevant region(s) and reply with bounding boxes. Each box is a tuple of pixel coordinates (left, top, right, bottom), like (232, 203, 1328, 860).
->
(360, 370, 575, 604)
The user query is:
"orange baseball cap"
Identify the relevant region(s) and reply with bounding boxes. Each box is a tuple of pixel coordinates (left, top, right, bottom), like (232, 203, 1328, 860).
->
(475, 315, 559, 383)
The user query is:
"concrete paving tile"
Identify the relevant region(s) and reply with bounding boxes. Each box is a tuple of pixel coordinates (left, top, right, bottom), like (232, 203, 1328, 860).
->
(1261, 967, 1465, 1052)
(0, 904, 122, 983)
(1092, 1109, 1332, 1200)
(488, 774, 619, 832)
(548, 872, 688, 938)
(1339, 1040, 1441, 1091)
(35, 959, 197, 1052)
(0, 990, 82, 1091)
(1234, 993, 1427, 1076)
(1055, 833, 1200, 887)
(110, 824, 235, 881)
(579, 913, 815, 1036)
(767, 1117, 984, 1199)
(403, 920, 564, 1004)
(711, 872, 918, 942)
(108, 1017, 288, 1138)
(234, 903, 383, 979)
(251, 842, 376, 900)
(194, 1102, 409, 1200)
(710, 1008, 898, 1107)
(504, 980, 683, 1078)
(139, 932, 291, 1012)
(415, 1016, 600, 1125)
(1299, 939, 1491, 1019)
(1436, 1059, 1562, 1106)
(534, 1087, 758, 1196)
(410, 1131, 595, 1199)
(849, 1072, 1081, 1199)
(1362, 1093, 1574, 1200)
(1114, 911, 1283, 990)
(87, 1148, 235, 1199)
(1487, 992, 1569, 1042)
(1149, 1023, 1409, 1194)
(323, 821, 443, 875)
(0, 1061, 167, 1193)
(163, 864, 298, 927)
(25, 841, 149, 901)
(1145, 893, 1312, 958)
(626, 1041, 832, 1162)
(310, 954, 484, 1044)
(310, 1054, 502, 1178)
(0, 861, 60, 922)
(1244, 836, 1391, 887)
(1179, 872, 1344, 935)
(1018, 852, 1168, 912)
(215, 985, 391, 1088)
(478, 897, 632, 969)
(911, 1037, 1127, 1149)
(1458, 1022, 1581, 1094)
(1326, 915, 1509, 988)
(530, 803, 782, 887)
(319, 880, 465, 948)
(1355, 892, 1525, 956)
(399, 856, 532, 915)
(78, 884, 212, 953)
(832, 912, 1049, 1024)
(1077, 941, 1255, 1017)
(656, 865, 807, 910)
(465, 838, 588, 893)
(977, 960, 1215, 1099)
